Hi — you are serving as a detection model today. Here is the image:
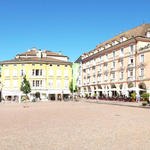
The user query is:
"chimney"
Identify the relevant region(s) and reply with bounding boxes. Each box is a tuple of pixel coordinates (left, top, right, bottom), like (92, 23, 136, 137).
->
(42, 48, 47, 57)
(32, 47, 37, 51)
(59, 51, 62, 55)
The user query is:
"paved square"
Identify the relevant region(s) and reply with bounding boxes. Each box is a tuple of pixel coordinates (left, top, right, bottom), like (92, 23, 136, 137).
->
(0, 101, 150, 150)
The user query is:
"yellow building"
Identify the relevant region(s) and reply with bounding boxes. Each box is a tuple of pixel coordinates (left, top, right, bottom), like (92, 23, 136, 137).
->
(0, 47, 72, 101)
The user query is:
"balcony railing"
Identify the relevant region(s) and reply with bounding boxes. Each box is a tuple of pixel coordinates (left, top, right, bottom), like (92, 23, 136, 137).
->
(120, 78, 123, 81)
(127, 76, 134, 81)
(87, 73, 90, 76)
(111, 78, 115, 81)
(97, 80, 101, 84)
(111, 67, 115, 71)
(127, 63, 135, 68)
(104, 79, 108, 82)
(138, 76, 144, 80)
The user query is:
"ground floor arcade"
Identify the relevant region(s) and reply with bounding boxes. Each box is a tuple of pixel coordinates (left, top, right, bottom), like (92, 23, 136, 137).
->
(1, 89, 71, 102)
(80, 81, 149, 98)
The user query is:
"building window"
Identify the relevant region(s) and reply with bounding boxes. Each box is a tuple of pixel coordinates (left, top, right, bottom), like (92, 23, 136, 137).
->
(13, 80, 18, 88)
(49, 80, 53, 88)
(33, 80, 35, 87)
(140, 54, 144, 63)
(64, 80, 69, 88)
(40, 70, 42, 76)
(64, 70, 69, 77)
(105, 54, 108, 61)
(120, 72, 123, 79)
(105, 74, 108, 81)
(56, 69, 61, 76)
(130, 58, 134, 64)
(128, 70, 133, 77)
(112, 61, 115, 69)
(40, 64, 43, 66)
(32, 69, 42, 76)
(32, 64, 35, 66)
(13, 69, 18, 76)
(99, 56, 101, 62)
(112, 51, 115, 59)
(21, 64, 25, 66)
(120, 48, 124, 56)
(140, 68, 144, 76)
(21, 69, 25, 76)
(5, 80, 10, 88)
(5, 69, 9, 76)
(130, 45, 134, 54)
(57, 65, 60, 67)
(49, 69, 53, 76)
(36, 80, 40, 87)
(120, 59, 123, 67)
(50, 64, 53, 66)
(56, 80, 61, 88)
(65, 65, 68, 67)
(13, 64, 17, 66)
(33, 80, 42, 87)
(36, 70, 39, 76)
(104, 63, 108, 70)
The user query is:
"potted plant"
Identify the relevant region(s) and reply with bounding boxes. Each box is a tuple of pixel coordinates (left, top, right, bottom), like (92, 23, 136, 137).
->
(131, 92, 136, 102)
(85, 93, 88, 99)
(93, 93, 97, 99)
(142, 101, 148, 106)
(141, 93, 149, 103)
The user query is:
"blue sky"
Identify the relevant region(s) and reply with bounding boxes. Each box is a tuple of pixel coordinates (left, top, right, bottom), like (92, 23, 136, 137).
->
(0, 0, 150, 62)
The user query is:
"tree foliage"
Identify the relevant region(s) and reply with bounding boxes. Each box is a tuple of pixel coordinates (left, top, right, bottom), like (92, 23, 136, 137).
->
(20, 76, 31, 95)
(69, 80, 78, 93)
(69, 80, 73, 93)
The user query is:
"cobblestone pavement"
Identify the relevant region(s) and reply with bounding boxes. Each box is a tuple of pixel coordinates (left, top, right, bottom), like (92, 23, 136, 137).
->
(0, 101, 150, 150)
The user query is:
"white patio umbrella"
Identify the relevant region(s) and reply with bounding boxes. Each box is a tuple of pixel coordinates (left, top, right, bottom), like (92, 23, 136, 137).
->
(128, 87, 145, 91)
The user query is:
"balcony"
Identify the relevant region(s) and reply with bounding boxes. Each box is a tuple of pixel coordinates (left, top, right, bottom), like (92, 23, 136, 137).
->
(110, 78, 115, 82)
(97, 80, 101, 84)
(119, 66, 124, 70)
(119, 54, 124, 58)
(97, 70, 102, 75)
(138, 76, 144, 80)
(127, 63, 135, 68)
(127, 76, 134, 81)
(111, 67, 115, 72)
(87, 73, 90, 77)
(139, 62, 145, 67)
(104, 59, 108, 62)
(104, 79, 108, 82)
(92, 62, 96, 66)
(92, 81, 96, 84)
(120, 78, 124, 81)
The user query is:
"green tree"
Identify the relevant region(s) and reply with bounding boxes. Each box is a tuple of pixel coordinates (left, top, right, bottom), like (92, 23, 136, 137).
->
(69, 80, 73, 93)
(20, 76, 31, 99)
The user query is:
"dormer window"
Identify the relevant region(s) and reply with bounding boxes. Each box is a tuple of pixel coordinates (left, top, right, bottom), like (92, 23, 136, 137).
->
(112, 40, 118, 46)
(146, 32, 150, 38)
(120, 37, 127, 42)
(105, 44, 111, 49)
(99, 47, 104, 51)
